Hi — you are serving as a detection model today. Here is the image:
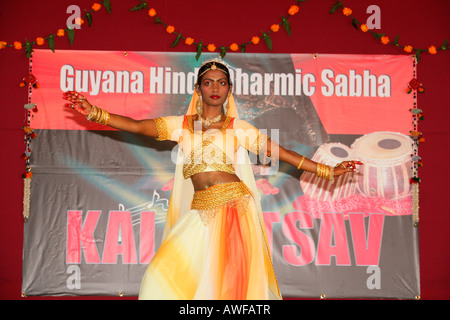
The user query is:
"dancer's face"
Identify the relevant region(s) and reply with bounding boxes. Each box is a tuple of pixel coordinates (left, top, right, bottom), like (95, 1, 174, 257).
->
(197, 70, 231, 108)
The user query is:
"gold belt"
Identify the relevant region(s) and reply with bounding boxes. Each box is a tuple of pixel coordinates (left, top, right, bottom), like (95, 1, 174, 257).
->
(191, 182, 253, 225)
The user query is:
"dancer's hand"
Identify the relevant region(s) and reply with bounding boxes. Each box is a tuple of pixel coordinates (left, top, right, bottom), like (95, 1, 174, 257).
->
(334, 160, 363, 176)
(63, 91, 92, 116)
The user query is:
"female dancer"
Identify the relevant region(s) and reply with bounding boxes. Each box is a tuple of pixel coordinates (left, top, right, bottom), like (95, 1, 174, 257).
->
(63, 58, 361, 300)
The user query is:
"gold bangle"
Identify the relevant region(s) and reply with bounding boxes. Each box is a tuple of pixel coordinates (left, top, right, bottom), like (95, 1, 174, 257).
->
(86, 105, 97, 121)
(99, 108, 107, 125)
(316, 163, 334, 181)
(316, 163, 322, 177)
(316, 163, 325, 178)
(297, 156, 306, 170)
(100, 108, 110, 125)
(103, 111, 110, 125)
(86, 105, 110, 125)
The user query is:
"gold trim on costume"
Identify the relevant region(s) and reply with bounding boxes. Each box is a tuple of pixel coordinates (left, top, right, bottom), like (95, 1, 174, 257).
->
(183, 140, 235, 179)
(254, 132, 269, 155)
(182, 115, 236, 179)
(154, 117, 168, 141)
(191, 182, 253, 225)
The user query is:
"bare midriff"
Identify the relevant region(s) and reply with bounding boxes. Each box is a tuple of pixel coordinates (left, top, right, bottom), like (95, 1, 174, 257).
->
(191, 171, 241, 192)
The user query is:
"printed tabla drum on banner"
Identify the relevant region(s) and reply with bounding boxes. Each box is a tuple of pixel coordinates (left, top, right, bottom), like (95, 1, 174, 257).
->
(300, 143, 356, 201)
(351, 131, 412, 200)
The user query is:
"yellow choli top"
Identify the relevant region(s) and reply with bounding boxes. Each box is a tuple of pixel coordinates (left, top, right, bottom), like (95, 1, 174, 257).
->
(154, 115, 268, 179)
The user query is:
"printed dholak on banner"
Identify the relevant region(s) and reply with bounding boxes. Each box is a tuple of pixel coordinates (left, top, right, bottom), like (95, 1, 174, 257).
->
(22, 50, 420, 298)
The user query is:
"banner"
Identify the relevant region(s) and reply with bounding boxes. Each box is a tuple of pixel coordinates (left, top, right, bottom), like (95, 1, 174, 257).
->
(23, 50, 420, 298)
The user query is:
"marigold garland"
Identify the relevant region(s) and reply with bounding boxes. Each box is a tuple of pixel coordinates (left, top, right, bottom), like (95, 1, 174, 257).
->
(408, 56, 422, 224)
(329, 0, 448, 62)
(0, 0, 444, 223)
(0, 0, 112, 58)
(129, 0, 306, 59)
(1, 0, 448, 63)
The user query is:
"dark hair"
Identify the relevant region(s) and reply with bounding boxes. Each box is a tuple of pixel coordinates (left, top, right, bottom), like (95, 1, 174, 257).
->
(196, 62, 232, 86)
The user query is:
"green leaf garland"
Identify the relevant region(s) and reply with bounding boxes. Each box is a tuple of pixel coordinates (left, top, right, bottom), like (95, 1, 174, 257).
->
(129, 0, 306, 60)
(282, 17, 292, 36)
(67, 28, 75, 46)
(103, 0, 112, 14)
(171, 32, 182, 48)
(262, 32, 273, 51)
(1, 0, 447, 64)
(329, 0, 447, 62)
(48, 35, 55, 52)
(0, 0, 111, 55)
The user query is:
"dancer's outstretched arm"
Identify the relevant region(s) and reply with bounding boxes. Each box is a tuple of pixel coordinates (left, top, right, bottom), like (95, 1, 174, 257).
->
(265, 139, 362, 178)
(63, 91, 158, 137)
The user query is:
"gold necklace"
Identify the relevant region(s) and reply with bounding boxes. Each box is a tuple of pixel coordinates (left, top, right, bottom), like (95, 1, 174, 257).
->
(199, 114, 223, 128)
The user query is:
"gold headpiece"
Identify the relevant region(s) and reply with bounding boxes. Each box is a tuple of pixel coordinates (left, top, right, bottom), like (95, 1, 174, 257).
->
(198, 58, 229, 77)
(201, 57, 228, 68)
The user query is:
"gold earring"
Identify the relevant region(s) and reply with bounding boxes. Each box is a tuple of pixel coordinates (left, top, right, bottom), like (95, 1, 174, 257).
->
(224, 98, 229, 115)
(196, 95, 203, 115)
(224, 91, 231, 115)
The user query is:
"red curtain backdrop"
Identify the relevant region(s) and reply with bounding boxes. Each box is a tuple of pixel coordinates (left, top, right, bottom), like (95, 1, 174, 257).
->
(0, 0, 449, 299)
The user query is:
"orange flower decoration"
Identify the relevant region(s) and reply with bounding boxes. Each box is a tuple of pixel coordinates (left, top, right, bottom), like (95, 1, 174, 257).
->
(404, 45, 413, 53)
(207, 44, 216, 52)
(230, 43, 239, 51)
(251, 36, 260, 45)
(360, 24, 369, 32)
(23, 127, 34, 134)
(381, 36, 389, 45)
(185, 37, 194, 45)
(0, 41, 7, 49)
(270, 24, 280, 32)
(92, 3, 101, 11)
(13, 41, 22, 50)
(148, 8, 156, 17)
(23, 172, 32, 179)
(57, 29, 65, 37)
(343, 7, 352, 16)
(75, 17, 84, 26)
(36, 37, 45, 46)
(288, 5, 299, 16)
(428, 45, 437, 54)
(166, 25, 175, 34)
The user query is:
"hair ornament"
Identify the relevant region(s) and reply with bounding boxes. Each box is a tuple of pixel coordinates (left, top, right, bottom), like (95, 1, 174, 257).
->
(201, 57, 229, 68)
(198, 57, 230, 78)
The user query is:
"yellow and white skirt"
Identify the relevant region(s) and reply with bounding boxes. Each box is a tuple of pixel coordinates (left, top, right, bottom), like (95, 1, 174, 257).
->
(138, 181, 281, 300)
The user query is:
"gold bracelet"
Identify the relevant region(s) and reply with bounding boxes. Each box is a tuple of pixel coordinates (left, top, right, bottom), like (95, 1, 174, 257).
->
(316, 163, 324, 178)
(103, 111, 110, 125)
(316, 163, 334, 181)
(99, 108, 110, 125)
(86, 105, 97, 121)
(316, 163, 322, 177)
(297, 155, 306, 170)
(86, 105, 110, 125)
